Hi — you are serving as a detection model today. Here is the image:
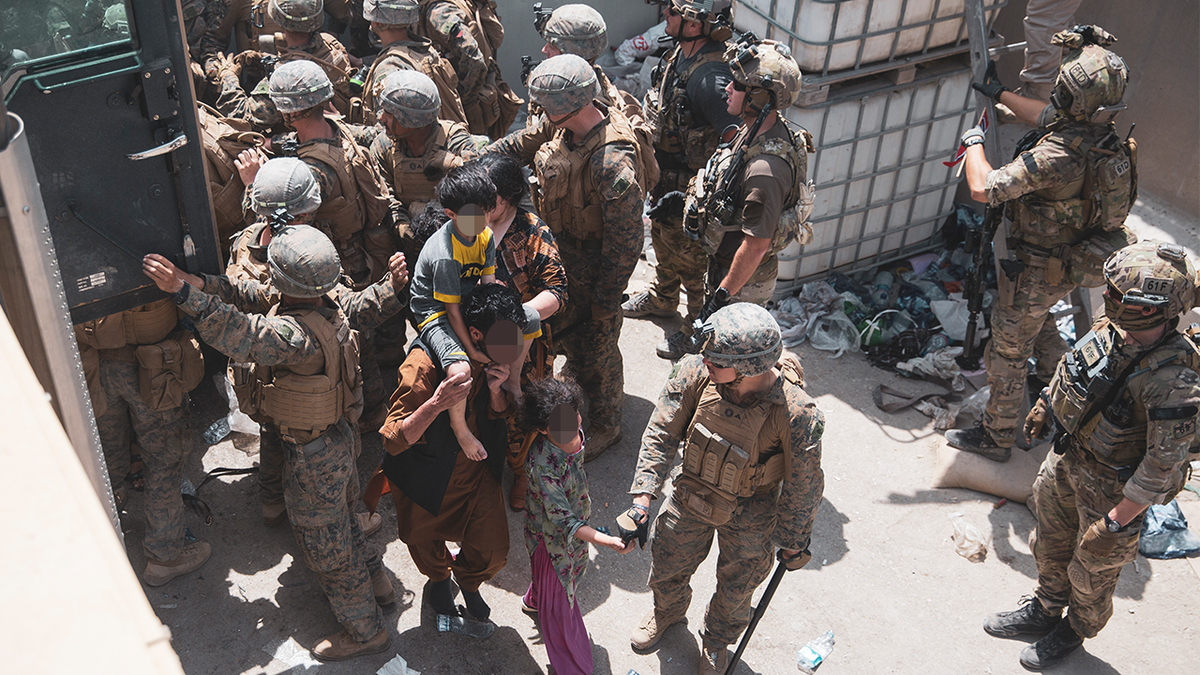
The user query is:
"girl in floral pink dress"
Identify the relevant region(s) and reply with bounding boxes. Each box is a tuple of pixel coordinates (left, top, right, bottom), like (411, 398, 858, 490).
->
(519, 378, 633, 674)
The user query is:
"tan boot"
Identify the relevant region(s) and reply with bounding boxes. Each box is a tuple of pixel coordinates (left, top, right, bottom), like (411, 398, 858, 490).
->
(262, 502, 287, 527)
(310, 628, 390, 662)
(372, 569, 396, 607)
(508, 472, 527, 512)
(631, 608, 685, 651)
(583, 424, 621, 463)
(144, 541, 212, 587)
(356, 511, 383, 537)
(698, 640, 729, 675)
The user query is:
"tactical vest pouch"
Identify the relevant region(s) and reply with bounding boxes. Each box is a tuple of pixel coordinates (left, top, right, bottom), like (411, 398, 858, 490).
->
(261, 373, 343, 432)
(76, 314, 128, 350)
(320, 195, 365, 242)
(125, 299, 179, 346)
(135, 331, 205, 412)
(674, 473, 738, 527)
(228, 360, 266, 422)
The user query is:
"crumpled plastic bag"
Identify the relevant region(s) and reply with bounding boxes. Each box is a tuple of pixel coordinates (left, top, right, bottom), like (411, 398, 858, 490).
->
(809, 311, 861, 358)
(956, 385, 990, 424)
(931, 293, 989, 342)
(914, 397, 963, 430)
(1138, 500, 1200, 559)
(895, 346, 966, 391)
(220, 372, 259, 435)
(772, 281, 842, 347)
(950, 512, 989, 563)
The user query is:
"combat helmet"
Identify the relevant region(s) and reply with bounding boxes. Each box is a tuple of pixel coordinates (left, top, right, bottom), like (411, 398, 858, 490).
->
(269, 0, 324, 34)
(1050, 25, 1128, 121)
(1103, 241, 1197, 326)
(268, 225, 342, 298)
(701, 303, 783, 377)
(527, 54, 600, 117)
(539, 4, 608, 63)
(666, 0, 733, 42)
(269, 60, 334, 114)
(249, 157, 322, 219)
(726, 38, 802, 114)
(363, 0, 420, 26)
(378, 70, 440, 128)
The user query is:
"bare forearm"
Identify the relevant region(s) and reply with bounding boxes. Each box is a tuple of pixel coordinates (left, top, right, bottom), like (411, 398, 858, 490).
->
(528, 289, 560, 320)
(997, 90, 1049, 127)
(719, 236, 771, 295)
(964, 145, 992, 203)
(398, 399, 444, 447)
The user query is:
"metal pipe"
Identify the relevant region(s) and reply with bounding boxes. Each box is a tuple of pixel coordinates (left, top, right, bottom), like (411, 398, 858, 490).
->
(0, 111, 121, 540)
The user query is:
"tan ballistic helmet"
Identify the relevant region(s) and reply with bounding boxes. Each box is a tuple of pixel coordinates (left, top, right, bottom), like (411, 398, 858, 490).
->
(726, 38, 801, 113)
(378, 70, 441, 127)
(540, 4, 608, 62)
(269, 0, 324, 33)
(1104, 241, 1197, 320)
(1050, 25, 1128, 120)
(527, 54, 600, 116)
(668, 0, 733, 41)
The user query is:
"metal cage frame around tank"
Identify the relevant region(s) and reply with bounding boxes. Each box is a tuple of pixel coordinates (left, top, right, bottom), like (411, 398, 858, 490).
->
(734, 0, 1007, 77)
(775, 59, 976, 296)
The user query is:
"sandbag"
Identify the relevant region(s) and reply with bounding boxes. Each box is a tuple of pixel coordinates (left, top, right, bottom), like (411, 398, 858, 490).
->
(932, 438, 1050, 504)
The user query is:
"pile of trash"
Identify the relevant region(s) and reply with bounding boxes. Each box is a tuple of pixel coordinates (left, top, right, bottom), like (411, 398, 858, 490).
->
(770, 205, 998, 389)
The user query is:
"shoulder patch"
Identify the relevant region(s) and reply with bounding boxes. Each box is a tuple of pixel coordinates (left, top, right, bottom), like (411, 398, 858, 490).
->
(669, 362, 682, 379)
(612, 167, 635, 196)
(760, 138, 788, 155)
(275, 323, 295, 343)
(1172, 418, 1196, 439)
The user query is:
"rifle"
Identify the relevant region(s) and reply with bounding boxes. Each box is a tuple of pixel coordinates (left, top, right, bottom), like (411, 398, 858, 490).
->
(683, 99, 771, 242)
(956, 205, 1002, 370)
(520, 55, 536, 88)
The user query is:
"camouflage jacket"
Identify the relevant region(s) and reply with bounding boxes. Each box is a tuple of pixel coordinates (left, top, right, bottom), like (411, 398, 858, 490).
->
(630, 355, 825, 551)
(417, 0, 494, 103)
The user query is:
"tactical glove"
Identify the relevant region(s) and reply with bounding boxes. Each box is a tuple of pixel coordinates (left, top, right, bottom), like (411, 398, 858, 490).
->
(779, 548, 812, 571)
(971, 61, 1009, 103)
(616, 504, 650, 549)
(1024, 393, 1051, 442)
(960, 124, 986, 148)
(647, 191, 687, 222)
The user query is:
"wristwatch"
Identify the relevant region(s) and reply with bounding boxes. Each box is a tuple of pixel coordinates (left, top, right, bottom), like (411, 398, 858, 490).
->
(1104, 513, 1124, 533)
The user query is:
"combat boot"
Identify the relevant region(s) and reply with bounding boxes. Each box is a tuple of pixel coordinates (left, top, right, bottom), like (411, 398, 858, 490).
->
(623, 290, 676, 318)
(698, 639, 729, 675)
(945, 424, 1012, 462)
(656, 330, 699, 361)
(1019, 617, 1083, 670)
(356, 511, 383, 537)
(372, 569, 396, 608)
(631, 608, 686, 651)
(984, 596, 1061, 638)
(310, 627, 390, 662)
(583, 425, 621, 463)
(144, 541, 212, 587)
(263, 502, 288, 527)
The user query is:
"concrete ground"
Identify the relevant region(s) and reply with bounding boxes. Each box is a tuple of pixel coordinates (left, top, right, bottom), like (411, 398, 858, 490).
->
(116, 191, 1200, 675)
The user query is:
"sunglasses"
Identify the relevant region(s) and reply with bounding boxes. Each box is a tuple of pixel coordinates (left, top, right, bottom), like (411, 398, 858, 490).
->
(666, 5, 681, 17)
(731, 80, 748, 92)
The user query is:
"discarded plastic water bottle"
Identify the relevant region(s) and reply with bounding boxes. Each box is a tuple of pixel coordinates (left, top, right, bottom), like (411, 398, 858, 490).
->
(796, 630, 835, 673)
(871, 271, 893, 310)
(203, 417, 231, 445)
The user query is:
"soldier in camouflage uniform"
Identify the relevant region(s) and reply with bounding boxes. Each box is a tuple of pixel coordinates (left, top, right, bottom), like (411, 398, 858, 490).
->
(488, 54, 648, 462)
(665, 38, 813, 361)
(622, 0, 741, 356)
(75, 299, 210, 587)
(210, 0, 357, 124)
(356, 0, 467, 127)
(415, 0, 521, 139)
(948, 26, 1138, 460)
(143, 197, 408, 661)
(623, 303, 824, 675)
(984, 241, 1200, 670)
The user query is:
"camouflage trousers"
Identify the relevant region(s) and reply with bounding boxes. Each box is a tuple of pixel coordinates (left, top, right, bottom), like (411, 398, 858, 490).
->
(1030, 447, 1150, 638)
(551, 252, 626, 430)
(95, 358, 190, 562)
(984, 265, 1075, 446)
(648, 212, 708, 336)
(282, 417, 385, 641)
(647, 486, 778, 647)
(707, 254, 779, 308)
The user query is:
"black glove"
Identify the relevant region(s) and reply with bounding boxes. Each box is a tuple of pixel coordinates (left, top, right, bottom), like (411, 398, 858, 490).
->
(647, 191, 687, 222)
(778, 548, 812, 571)
(616, 504, 650, 549)
(971, 60, 1009, 103)
(698, 287, 732, 322)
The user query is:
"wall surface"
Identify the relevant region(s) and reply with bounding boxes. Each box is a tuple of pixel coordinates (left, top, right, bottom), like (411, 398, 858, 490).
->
(993, 0, 1199, 216)
(493, 0, 664, 102)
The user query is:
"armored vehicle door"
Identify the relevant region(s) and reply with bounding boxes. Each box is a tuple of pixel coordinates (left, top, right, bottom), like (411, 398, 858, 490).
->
(2, 0, 219, 323)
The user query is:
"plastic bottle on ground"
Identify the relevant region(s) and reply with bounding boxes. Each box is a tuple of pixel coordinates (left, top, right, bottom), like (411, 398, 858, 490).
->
(796, 630, 835, 672)
(871, 271, 893, 310)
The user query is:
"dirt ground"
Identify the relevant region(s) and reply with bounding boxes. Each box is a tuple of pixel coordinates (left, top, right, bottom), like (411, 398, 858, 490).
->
(114, 192, 1200, 675)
